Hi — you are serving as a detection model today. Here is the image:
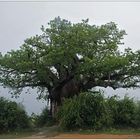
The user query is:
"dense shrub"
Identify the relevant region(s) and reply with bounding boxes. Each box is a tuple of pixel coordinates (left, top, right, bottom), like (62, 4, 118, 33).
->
(107, 95, 136, 127)
(57, 92, 112, 130)
(57, 92, 140, 130)
(33, 106, 55, 127)
(132, 101, 140, 127)
(0, 97, 30, 132)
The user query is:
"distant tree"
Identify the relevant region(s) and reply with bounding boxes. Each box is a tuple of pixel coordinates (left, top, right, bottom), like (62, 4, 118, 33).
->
(0, 17, 140, 116)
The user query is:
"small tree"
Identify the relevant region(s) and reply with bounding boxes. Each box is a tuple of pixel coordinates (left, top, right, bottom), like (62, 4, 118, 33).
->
(0, 97, 29, 132)
(0, 17, 140, 116)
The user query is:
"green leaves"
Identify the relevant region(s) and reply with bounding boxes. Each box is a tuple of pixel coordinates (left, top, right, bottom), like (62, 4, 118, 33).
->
(58, 92, 140, 130)
(57, 91, 112, 129)
(0, 17, 140, 98)
(0, 97, 30, 132)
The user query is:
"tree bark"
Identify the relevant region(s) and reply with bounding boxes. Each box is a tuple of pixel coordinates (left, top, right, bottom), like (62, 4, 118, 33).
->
(49, 78, 80, 117)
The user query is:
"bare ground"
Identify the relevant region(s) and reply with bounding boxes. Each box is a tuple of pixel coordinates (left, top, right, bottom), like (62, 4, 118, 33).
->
(25, 131, 140, 139)
(22, 125, 140, 139)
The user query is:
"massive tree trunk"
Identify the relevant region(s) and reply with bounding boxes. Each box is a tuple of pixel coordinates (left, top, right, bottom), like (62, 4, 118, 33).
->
(49, 78, 80, 117)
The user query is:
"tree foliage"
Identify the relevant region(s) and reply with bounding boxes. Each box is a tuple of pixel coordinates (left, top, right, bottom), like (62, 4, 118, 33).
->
(0, 17, 140, 108)
(0, 97, 30, 132)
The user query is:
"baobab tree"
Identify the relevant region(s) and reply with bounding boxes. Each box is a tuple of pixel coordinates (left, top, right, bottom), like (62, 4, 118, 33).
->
(0, 17, 140, 116)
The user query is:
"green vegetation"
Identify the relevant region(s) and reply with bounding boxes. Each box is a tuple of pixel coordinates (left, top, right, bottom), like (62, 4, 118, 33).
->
(0, 17, 140, 116)
(107, 95, 136, 127)
(30, 107, 55, 127)
(0, 17, 140, 137)
(0, 97, 30, 133)
(57, 91, 111, 129)
(57, 92, 140, 130)
(0, 130, 37, 139)
(1, 93, 140, 138)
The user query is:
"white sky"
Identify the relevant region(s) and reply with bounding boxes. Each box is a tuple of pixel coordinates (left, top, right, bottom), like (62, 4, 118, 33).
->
(0, 2, 140, 114)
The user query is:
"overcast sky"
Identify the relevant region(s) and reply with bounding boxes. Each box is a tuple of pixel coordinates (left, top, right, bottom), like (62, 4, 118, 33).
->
(0, 2, 140, 115)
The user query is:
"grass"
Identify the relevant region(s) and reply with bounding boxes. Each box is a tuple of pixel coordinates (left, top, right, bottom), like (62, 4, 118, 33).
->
(76, 128, 140, 135)
(0, 133, 35, 139)
(1, 126, 140, 138)
(0, 130, 37, 139)
(0, 126, 61, 139)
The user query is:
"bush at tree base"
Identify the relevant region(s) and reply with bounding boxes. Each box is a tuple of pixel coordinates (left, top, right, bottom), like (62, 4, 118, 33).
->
(107, 95, 136, 127)
(57, 92, 140, 130)
(1, 92, 140, 131)
(0, 97, 30, 132)
(57, 91, 112, 130)
(132, 101, 140, 127)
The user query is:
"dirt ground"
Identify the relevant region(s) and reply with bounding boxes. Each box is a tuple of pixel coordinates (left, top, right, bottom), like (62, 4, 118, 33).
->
(26, 133, 140, 139)
(24, 126, 140, 139)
